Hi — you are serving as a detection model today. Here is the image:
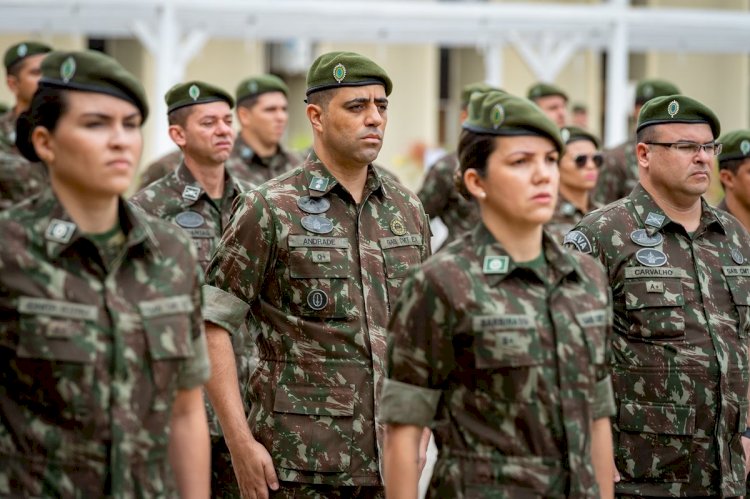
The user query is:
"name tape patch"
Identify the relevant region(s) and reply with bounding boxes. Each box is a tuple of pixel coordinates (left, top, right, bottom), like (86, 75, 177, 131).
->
(138, 295, 194, 318)
(472, 314, 534, 331)
(18, 297, 98, 321)
(288, 235, 349, 249)
(380, 234, 423, 250)
(624, 267, 687, 279)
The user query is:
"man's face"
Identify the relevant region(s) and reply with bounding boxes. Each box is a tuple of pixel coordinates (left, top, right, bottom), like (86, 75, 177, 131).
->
(535, 95, 567, 127)
(313, 84, 388, 168)
(7, 53, 47, 111)
(639, 123, 714, 203)
(721, 158, 750, 214)
(238, 91, 288, 149)
(170, 101, 234, 166)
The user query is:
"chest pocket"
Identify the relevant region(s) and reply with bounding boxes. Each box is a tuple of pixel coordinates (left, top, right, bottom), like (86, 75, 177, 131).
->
(472, 314, 543, 402)
(575, 309, 608, 366)
(623, 273, 685, 340)
(723, 267, 750, 338)
(380, 234, 423, 311)
(288, 248, 351, 318)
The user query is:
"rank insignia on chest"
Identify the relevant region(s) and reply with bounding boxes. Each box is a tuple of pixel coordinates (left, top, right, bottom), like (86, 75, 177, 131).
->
(309, 176, 329, 192)
(182, 185, 202, 201)
(644, 212, 666, 228)
(635, 248, 668, 267)
(630, 229, 663, 247)
(563, 230, 592, 254)
(297, 196, 331, 214)
(175, 211, 205, 228)
(307, 289, 328, 310)
(390, 218, 407, 236)
(732, 247, 745, 265)
(301, 215, 334, 235)
(483, 256, 509, 274)
(45, 219, 77, 244)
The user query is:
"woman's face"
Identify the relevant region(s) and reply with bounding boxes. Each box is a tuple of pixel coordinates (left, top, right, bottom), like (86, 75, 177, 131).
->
(34, 91, 143, 198)
(471, 135, 560, 227)
(559, 139, 600, 193)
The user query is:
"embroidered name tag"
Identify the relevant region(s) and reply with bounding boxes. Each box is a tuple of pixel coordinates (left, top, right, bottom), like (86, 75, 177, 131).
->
(380, 234, 423, 249)
(624, 267, 687, 279)
(185, 228, 213, 239)
(722, 266, 750, 277)
(288, 235, 349, 249)
(18, 297, 98, 321)
(311, 251, 331, 263)
(575, 310, 607, 327)
(138, 295, 194, 318)
(472, 314, 533, 331)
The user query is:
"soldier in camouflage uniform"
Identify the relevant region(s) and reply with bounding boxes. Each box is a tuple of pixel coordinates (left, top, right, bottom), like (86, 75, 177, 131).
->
(593, 79, 680, 206)
(418, 82, 496, 250)
(381, 90, 615, 498)
(137, 74, 301, 189)
(527, 82, 568, 127)
(716, 129, 750, 232)
(566, 94, 750, 497)
(0, 50, 210, 497)
(0, 148, 47, 210)
(546, 125, 603, 243)
(130, 80, 253, 498)
(203, 51, 431, 498)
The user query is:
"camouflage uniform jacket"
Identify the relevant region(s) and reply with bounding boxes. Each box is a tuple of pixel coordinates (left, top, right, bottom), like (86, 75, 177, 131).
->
(136, 149, 183, 190)
(592, 139, 638, 206)
(203, 152, 431, 486)
(130, 161, 253, 438)
(418, 151, 480, 250)
(565, 183, 750, 497)
(224, 135, 302, 187)
(0, 110, 16, 154)
(0, 187, 210, 498)
(0, 150, 47, 211)
(380, 223, 615, 498)
(545, 193, 601, 244)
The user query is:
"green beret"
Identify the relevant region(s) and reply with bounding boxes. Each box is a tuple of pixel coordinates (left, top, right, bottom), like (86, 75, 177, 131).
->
(3, 41, 52, 71)
(635, 79, 680, 105)
(637, 94, 720, 138)
(527, 82, 568, 102)
(165, 81, 234, 113)
(718, 129, 750, 164)
(39, 50, 148, 121)
(236, 74, 289, 104)
(306, 51, 392, 97)
(560, 126, 600, 149)
(463, 90, 564, 153)
(460, 82, 499, 106)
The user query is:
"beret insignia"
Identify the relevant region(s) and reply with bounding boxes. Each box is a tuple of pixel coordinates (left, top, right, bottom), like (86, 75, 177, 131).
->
(667, 99, 679, 118)
(333, 63, 346, 84)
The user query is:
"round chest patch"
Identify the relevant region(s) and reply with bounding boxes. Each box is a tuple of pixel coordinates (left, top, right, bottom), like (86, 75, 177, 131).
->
(297, 196, 331, 214)
(307, 289, 328, 311)
(390, 218, 407, 236)
(630, 229, 663, 247)
(175, 211, 205, 228)
(732, 246, 745, 265)
(635, 248, 668, 267)
(301, 215, 334, 234)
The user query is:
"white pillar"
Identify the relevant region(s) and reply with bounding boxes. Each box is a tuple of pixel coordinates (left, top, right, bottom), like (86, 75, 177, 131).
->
(604, 0, 630, 148)
(483, 43, 504, 88)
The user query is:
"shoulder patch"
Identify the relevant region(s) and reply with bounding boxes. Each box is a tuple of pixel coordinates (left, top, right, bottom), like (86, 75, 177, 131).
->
(563, 230, 592, 254)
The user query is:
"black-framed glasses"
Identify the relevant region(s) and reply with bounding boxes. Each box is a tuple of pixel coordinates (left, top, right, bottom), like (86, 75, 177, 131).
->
(645, 141, 722, 156)
(574, 153, 604, 168)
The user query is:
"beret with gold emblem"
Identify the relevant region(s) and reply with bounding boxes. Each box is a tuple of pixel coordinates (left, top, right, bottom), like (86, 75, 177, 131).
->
(635, 79, 680, 106)
(527, 82, 568, 102)
(165, 80, 234, 113)
(637, 94, 720, 138)
(3, 41, 52, 71)
(560, 125, 600, 149)
(718, 129, 750, 164)
(306, 51, 392, 97)
(236, 74, 289, 104)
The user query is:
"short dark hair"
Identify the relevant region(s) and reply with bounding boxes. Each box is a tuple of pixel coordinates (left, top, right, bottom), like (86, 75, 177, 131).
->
(719, 157, 745, 174)
(306, 88, 334, 110)
(455, 129, 497, 200)
(636, 125, 658, 145)
(16, 86, 68, 162)
(6, 57, 27, 78)
(167, 106, 193, 127)
(237, 94, 260, 110)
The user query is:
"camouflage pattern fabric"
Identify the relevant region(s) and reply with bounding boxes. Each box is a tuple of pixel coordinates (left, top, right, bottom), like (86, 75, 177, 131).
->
(130, 161, 253, 497)
(0, 110, 16, 153)
(592, 140, 639, 206)
(203, 152, 431, 486)
(545, 193, 601, 244)
(418, 151, 479, 250)
(0, 186, 210, 497)
(270, 482, 384, 498)
(136, 149, 182, 190)
(0, 150, 47, 211)
(565, 183, 750, 497)
(380, 223, 614, 498)
(225, 135, 302, 187)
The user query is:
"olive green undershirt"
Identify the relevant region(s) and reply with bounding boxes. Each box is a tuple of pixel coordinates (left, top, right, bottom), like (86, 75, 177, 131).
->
(86, 223, 126, 270)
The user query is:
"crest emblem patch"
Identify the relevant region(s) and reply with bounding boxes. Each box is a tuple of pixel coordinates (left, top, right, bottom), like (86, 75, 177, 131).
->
(189, 84, 200, 101)
(667, 99, 680, 118)
(333, 63, 347, 84)
(635, 248, 668, 267)
(741, 140, 750, 156)
(491, 103, 505, 129)
(60, 56, 76, 83)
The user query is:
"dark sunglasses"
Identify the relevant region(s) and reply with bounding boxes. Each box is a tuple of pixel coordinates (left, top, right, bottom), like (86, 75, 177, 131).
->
(574, 153, 604, 168)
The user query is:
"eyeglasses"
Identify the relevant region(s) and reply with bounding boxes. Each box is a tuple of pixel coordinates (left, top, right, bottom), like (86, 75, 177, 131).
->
(645, 141, 723, 156)
(574, 154, 604, 168)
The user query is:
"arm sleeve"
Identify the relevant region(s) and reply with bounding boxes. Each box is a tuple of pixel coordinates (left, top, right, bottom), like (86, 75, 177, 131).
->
(177, 257, 211, 390)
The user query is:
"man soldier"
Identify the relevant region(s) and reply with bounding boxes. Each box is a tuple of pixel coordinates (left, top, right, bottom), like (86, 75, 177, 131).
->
(1, 41, 51, 153)
(717, 129, 750, 231)
(593, 79, 680, 205)
(203, 51, 431, 498)
(418, 82, 496, 250)
(527, 82, 568, 127)
(130, 80, 253, 497)
(137, 73, 300, 189)
(566, 94, 750, 497)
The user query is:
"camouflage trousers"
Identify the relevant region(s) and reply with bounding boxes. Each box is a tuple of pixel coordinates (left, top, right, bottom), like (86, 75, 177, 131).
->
(617, 495, 740, 498)
(210, 435, 241, 498)
(270, 483, 385, 498)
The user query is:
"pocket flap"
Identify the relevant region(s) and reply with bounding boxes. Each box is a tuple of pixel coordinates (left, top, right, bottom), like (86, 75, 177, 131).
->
(725, 273, 750, 306)
(618, 401, 695, 435)
(738, 400, 749, 433)
(273, 384, 355, 417)
(624, 279, 684, 310)
(289, 249, 350, 279)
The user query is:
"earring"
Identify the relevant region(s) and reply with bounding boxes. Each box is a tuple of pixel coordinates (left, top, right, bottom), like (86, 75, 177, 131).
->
(478, 191, 487, 199)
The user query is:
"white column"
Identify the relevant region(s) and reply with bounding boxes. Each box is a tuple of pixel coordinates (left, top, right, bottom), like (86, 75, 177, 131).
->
(483, 43, 504, 88)
(604, 0, 630, 148)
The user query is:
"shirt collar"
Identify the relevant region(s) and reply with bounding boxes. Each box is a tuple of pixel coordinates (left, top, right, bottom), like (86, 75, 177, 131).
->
(303, 150, 388, 200)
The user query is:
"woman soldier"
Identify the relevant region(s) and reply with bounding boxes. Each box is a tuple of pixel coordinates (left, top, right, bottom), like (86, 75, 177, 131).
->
(546, 126, 603, 242)
(0, 50, 210, 497)
(380, 90, 615, 498)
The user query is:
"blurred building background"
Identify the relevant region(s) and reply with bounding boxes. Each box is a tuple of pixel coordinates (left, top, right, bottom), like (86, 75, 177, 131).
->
(1, 0, 749, 192)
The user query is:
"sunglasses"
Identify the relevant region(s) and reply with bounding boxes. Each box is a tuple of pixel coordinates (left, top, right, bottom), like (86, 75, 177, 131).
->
(574, 153, 604, 168)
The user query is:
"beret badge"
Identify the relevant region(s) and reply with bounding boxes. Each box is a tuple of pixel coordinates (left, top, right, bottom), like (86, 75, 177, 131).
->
(60, 56, 76, 83)
(333, 63, 347, 84)
(667, 99, 680, 118)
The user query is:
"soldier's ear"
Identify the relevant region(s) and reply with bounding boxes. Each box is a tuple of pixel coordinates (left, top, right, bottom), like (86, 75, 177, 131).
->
(236, 105, 251, 128)
(463, 168, 487, 201)
(719, 168, 735, 191)
(6, 75, 19, 95)
(167, 125, 187, 148)
(306, 103, 324, 132)
(635, 142, 651, 169)
(30, 126, 54, 165)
